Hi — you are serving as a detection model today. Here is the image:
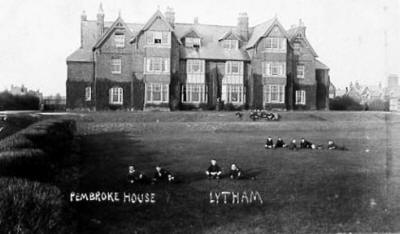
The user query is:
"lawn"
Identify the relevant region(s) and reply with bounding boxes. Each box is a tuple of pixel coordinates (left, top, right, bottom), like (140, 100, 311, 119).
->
(73, 111, 400, 233)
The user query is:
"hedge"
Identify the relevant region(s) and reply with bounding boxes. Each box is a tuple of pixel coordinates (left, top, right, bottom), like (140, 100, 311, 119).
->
(0, 149, 50, 180)
(0, 177, 68, 234)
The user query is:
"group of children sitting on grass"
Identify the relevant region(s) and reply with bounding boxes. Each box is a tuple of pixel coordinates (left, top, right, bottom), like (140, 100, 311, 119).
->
(128, 159, 250, 184)
(264, 137, 348, 151)
(127, 139, 348, 184)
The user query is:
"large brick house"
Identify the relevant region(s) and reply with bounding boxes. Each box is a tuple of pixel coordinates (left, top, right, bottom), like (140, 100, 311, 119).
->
(66, 5, 330, 111)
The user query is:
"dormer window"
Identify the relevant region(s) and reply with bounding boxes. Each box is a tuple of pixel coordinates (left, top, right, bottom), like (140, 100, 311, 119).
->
(114, 33, 125, 48)
(222, 40, 239, 50)
(185, 37, 201, 48)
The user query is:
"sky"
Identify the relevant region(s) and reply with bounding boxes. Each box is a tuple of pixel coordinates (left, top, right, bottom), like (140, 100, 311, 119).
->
(0, 0, 399, 95)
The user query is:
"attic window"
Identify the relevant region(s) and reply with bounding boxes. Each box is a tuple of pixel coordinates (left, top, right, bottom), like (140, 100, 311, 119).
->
(222, 40, 239, 49)
(185, 38, 201, 48)
(114, 33, 125, 48)
(146, 31, 170, 45)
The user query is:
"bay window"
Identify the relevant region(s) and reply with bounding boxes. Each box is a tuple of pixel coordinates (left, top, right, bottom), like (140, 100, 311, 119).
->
(185, 37, 201, 48)
(114, 33, 125, 48)
(263, 85, 285, 104)
(262, 62, 286, 77)
(145, 57, 170, 74)
(222, 40, 239, 49)
(146, 83, 169, 103)
(182, 84, 207, 103)
(146, 31, 170, 46)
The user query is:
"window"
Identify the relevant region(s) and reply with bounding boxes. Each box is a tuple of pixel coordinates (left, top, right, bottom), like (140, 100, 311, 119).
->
(85, 87, 91, 101)
(222, 40, 239, 49)
(187, 60, 205, 74)
(264, 37, 286, 52)
(146, 31, 170, 45)
(182, 84, 207, 103)
(226, 61, 243, 75)
(145, 57, 170, 74)
(146, 83, 169, 103)
(297, 65, 305, 78)
(111, 58, 122, 74)
(222, 84, 244, 103)
(109, 87, 123, 105)
(293, 42, 301, 53)
(185, 37, 201, 48)
(114, 34, 125, 48)
(296, 90, 306, 105)
(263, 85, 285, 103)
(262, 62, 286, 77)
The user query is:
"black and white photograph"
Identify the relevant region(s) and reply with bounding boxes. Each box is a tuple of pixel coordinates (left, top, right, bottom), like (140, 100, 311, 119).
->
(0, 0, 400, 233)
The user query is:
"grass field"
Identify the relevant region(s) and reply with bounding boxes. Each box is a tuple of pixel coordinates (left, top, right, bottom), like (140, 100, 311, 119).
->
(73, 111, 400, 233)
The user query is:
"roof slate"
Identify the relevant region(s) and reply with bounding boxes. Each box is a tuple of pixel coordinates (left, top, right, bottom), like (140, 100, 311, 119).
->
(315, 59, 329, 70)
(67, 12, 326, 68)
(66, 49, 93, 62)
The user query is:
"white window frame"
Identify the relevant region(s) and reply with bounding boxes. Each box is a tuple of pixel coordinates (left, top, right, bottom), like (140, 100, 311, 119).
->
(225, 61, 243, 75)
(145, 83, 169, 103)
(144, 57, 170, 74)
(146, 31, 170, 46)
(109, 87, 123, 105)
(262, 62, 286, 77)
(111, 58, 122, 74)
(263, 85, 285, 104)
(222, 40, 239, 49)
(185, 37, 201, 48)
(222, 84, 245, 104)
(114, 34, 125, 48)
(187, 60, 205, 74)
(264, 37, 286, 52)
(297, 65, 305, 79)
(181, 84, 208, 103)
(296, 90, 306, 105)
(85, 86, 91, 101)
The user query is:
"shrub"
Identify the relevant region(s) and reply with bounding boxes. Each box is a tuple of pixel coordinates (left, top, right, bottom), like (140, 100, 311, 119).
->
(0, 91, 40, 111)
(0, 149, 50, 180)
(223, 103, 244, 111)
(0, 177, 67, 233)
(329, 96, 364, 111)
(367, 99, 389, 111)
(0, 134, 34, 151)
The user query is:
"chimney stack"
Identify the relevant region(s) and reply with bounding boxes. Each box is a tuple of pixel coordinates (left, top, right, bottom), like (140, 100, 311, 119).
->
(81, 10, 87, 21)
(164, 7, 175, 28)
(297, 18, 306, 36)
(97, 3, 105, 39)
(237, 12, 249, 41)
(194, 17, 199, 25)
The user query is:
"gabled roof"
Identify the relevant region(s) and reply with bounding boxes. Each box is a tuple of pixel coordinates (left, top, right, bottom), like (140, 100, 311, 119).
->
(246, 18, 289, 49)
(130, 10, 178, 43)
(315, 59, 329, 70)
(93, 16, 132, 49)
(66, 48, 93, 62)
(218, 30, 241, 41)
(174, 23, 249, 61)
(180, 28, 201, 39)
(288, 26, 318, 57)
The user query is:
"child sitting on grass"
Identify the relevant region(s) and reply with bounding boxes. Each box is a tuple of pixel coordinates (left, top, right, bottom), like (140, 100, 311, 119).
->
(228, 163, 243, 179)
(152, 166, 175, 183)
(127, 165, 147, 184)
(206, 159, 222, 180)
(275, 137, 287, 148)
(265, 137, 274, 149)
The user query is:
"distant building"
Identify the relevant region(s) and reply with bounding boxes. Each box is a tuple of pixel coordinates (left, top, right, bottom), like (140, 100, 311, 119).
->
(346, 81, 384, 105)
(8, 85, 43, 100)
(66, 5, 331, 111)
(386, 74, 400, 111)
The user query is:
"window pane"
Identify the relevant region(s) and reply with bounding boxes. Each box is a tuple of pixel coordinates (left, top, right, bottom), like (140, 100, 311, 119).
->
(162, 85, 168, 102)
(153, 84, 161, 101)
(231, 62, 239, 73)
